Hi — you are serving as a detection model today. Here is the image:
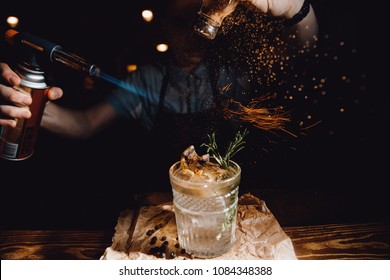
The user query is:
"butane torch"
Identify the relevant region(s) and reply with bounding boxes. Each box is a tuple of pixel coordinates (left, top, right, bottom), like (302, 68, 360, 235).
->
(0, 29, 98, 160)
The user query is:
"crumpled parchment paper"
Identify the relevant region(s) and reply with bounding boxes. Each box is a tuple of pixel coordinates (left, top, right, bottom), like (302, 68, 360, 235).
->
(100, 193, 297, 260)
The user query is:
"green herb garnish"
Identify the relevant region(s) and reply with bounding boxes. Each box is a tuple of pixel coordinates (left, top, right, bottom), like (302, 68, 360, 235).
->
(201, 129, 249, 169)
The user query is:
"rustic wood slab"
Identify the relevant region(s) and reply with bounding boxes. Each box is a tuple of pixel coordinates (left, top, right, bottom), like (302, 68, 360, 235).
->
(0, 230, 113, 260)
(1, 191, 389, 260)
(284, 222, 390, 260)
(1, 223, 389, 260)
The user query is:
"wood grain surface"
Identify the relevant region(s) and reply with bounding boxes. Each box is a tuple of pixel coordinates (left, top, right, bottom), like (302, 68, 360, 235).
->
(0, 230, 113, 260)
(1, 222, 389, 260)
(1, 191, 389, 260)
(284, 222, 390, 260)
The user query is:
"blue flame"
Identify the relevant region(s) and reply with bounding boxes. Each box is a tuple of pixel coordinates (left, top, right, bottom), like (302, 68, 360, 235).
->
(95, 69, 148, 98)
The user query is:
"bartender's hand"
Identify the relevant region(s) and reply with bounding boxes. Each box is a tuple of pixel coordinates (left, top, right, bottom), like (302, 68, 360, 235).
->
(0, 62, 63, 128)
(241, 0, 306, 18)
(241, 0, 318, 46)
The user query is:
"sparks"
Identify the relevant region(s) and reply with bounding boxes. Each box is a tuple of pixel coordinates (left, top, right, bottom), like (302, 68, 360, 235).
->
(222, 94, 296, 137)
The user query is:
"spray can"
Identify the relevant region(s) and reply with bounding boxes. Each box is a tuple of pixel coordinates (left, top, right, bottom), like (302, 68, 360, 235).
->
(0, 29, 97, 161)
(0, 62, 49, 160)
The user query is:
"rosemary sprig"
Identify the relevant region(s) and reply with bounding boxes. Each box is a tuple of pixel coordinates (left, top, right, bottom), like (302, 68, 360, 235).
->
(201, 129, 249, 169)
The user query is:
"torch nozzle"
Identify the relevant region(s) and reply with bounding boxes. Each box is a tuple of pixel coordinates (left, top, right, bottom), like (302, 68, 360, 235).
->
(52, 49, 97, 76)
(5, 29, 97, 76)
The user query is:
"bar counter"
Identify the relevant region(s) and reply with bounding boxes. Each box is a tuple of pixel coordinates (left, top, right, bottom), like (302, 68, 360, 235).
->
(1, 189, 389, 260)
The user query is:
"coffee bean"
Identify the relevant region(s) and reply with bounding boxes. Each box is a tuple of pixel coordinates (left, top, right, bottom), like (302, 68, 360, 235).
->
(149, 246, 159, 254)
(150, 236, 157, 245)
(154, 223, 163, 230)
(160, 244, 167, 252)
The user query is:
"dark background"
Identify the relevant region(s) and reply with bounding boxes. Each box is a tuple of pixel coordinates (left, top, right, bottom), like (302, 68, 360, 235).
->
(0, 1, 389, 229)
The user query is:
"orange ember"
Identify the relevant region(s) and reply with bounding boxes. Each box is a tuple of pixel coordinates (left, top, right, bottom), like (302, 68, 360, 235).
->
(223, 94, 297, 137)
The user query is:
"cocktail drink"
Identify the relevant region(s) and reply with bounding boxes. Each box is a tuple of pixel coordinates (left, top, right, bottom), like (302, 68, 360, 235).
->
(169, 149, 241, 258)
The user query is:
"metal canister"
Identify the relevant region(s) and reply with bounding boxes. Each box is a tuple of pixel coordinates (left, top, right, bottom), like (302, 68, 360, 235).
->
(0, 63, 48, 160)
